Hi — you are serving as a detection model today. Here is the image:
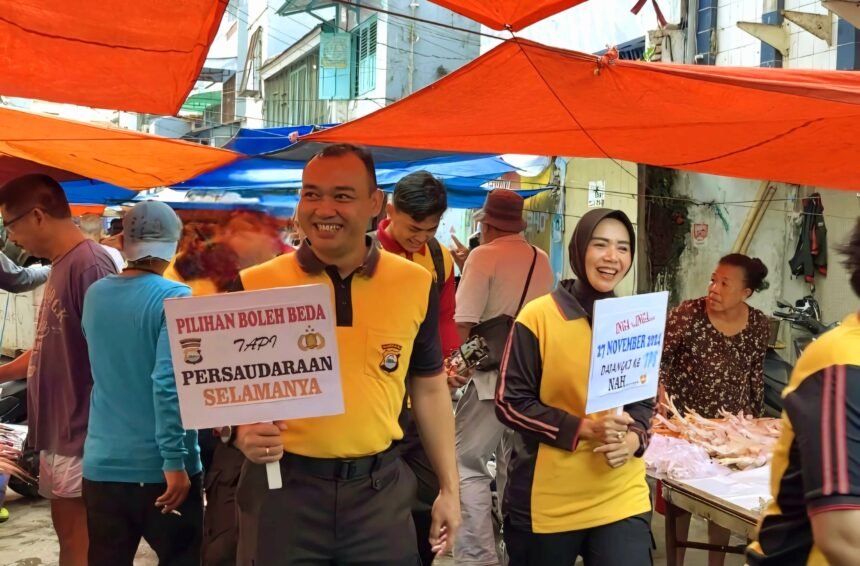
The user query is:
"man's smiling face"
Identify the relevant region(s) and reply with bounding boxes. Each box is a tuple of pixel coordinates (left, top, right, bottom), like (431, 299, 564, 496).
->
(298, 152, 382, 263)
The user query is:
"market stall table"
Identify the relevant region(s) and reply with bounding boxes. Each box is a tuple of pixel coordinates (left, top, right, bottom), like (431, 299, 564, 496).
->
(660, 465, 771, 566)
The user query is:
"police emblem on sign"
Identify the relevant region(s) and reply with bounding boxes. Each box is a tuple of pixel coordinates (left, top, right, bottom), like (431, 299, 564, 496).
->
(180, 338, 203, 365)
(298, 327, 326, 351)
(379, 343, 402, 373)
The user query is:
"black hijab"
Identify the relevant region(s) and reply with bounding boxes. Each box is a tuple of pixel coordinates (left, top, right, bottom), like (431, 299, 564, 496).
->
(566, 208, 636, 319)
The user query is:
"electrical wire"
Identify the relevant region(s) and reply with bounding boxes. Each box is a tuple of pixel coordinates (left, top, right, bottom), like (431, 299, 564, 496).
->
(331, 0, 501, 40)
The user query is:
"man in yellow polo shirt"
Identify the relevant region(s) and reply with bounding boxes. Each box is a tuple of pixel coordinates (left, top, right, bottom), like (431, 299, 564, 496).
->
(231, 144, 460, 566)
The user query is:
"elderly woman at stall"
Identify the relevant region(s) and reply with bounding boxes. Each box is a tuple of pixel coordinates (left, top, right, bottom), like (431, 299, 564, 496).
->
(658, 253, 770, 566)
(495, 208, 654, 565)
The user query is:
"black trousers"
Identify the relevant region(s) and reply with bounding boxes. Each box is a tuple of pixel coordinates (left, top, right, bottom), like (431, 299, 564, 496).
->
(504, 512, 653, 566)
(82, 473, 204, 566)
(399, 407, 440, 566)
(202, 442, 246, 566)
(236, 453, 420, 566)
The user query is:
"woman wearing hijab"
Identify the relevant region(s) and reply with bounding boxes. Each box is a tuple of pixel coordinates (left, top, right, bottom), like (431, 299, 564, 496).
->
(495, 209, 654, 565)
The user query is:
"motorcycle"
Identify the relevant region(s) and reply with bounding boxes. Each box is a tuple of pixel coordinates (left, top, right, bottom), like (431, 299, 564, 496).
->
(0, 379, 39, 498)
(0, 236, 39, 497)
(763, 295, 837, 417)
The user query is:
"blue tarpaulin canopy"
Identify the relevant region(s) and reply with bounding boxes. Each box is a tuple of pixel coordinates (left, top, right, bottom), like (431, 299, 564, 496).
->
(223, 125, 336, 155)
(62, 127, 550, 210)
(63, 179, 138, 206)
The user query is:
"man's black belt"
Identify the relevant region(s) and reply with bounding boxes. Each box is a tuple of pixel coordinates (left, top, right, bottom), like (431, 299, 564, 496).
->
(282, 445, 399, 481)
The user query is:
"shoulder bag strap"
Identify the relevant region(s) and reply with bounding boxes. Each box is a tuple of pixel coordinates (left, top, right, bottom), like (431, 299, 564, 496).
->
(515, 246, 538, 315)
(427, 238, 446, 292)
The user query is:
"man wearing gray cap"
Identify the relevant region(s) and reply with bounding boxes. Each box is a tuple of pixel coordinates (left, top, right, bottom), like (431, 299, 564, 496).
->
(80, 200, 202, 566)
(451, 189, 553, 566)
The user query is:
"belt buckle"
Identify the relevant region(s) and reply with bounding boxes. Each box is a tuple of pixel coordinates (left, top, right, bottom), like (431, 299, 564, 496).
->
(337, 459, 357, 480)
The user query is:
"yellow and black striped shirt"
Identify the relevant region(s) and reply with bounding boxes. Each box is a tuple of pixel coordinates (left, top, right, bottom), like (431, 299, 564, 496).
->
(748, 313, 860, 565)
(495, 280, 654, 533)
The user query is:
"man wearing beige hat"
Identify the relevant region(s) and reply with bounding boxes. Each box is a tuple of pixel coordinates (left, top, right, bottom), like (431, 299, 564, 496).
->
(451, 189, 553, 566)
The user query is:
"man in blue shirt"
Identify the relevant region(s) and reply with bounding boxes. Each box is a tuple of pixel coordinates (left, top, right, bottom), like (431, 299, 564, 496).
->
(81, 200, 202, 566)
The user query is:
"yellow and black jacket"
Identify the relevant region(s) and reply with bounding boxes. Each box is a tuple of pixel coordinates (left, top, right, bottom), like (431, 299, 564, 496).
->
(748, 313, 860, 565)
(495, 280, 653, 533)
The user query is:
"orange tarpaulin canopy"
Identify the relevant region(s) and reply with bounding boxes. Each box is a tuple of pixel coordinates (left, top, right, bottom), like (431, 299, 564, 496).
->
(71, 205, 107, 216)
(429, 0, 589, 31)
(0, 106, 239, 190)
(305, 39, 860, 191)
(0, 0, 227, 115)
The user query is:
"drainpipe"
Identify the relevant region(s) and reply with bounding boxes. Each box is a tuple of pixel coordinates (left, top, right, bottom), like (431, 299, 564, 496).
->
(684, 0, 698, 64)
(408, 0, 419, 94)
(760, 0, 785, 68)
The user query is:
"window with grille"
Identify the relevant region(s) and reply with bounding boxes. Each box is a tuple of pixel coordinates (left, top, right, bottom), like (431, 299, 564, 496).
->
(288, 65, 309, 126)
(264, 50, 329, 127)
(352, 17, 377, 97)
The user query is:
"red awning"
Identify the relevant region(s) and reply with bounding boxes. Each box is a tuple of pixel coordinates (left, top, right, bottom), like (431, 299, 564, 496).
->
(429, 0, 589, 31)
(0, 106, 239, 189)
(304, 39, 860, 191)
(0, 0, 227, 115)
(0, 157, 85, 185)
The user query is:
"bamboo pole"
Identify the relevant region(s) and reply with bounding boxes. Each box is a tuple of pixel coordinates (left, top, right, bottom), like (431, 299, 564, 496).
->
(732, 181, 770, 253)
(740, 184, 777, 254)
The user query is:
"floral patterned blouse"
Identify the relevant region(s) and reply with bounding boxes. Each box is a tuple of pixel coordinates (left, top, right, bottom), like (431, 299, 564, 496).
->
(660, 297, 769, 418)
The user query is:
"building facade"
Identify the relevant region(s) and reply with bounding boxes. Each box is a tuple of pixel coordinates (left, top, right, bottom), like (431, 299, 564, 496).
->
(183, 0, 480, 144)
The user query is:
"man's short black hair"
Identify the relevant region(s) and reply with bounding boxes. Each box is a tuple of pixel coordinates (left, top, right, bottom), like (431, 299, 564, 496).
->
(311, 143, 378, 192)
(391, 171, 447, 222)
(0, 174, 72, 219)
(108, 218, 124, 236)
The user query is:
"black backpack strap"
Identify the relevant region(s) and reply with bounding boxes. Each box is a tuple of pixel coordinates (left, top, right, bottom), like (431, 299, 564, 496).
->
(516, 246, 538, 314)
(427, 238, 447, 292)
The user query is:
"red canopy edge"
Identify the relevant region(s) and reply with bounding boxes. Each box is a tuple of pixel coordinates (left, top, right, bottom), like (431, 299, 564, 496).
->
(429, 0, 589, 31)
(303, 38, 860, 191)
(0, 0, 228, 115)
(0, 106, 240, 190)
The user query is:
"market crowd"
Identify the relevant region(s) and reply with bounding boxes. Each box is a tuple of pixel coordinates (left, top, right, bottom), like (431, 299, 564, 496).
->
(0, 143, 858, 566)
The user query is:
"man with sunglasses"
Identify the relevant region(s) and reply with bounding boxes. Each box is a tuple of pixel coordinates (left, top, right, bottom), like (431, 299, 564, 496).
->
(0, 174, 117, 566)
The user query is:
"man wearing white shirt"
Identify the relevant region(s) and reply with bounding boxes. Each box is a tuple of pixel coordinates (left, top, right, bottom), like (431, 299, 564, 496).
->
(79, 214, 125, 271)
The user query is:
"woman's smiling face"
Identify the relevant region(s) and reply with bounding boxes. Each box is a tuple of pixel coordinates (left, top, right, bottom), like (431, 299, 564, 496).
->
(583, 218, 633, 293)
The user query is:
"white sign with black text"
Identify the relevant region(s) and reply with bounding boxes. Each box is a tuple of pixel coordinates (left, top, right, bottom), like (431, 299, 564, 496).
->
(588, 180, 606, 208)
(164, 285, 344, 430)
(585, 292, 669, 414)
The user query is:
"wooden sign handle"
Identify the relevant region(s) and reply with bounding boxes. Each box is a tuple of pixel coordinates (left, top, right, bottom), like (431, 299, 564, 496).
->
(266, 461, 282, 490)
